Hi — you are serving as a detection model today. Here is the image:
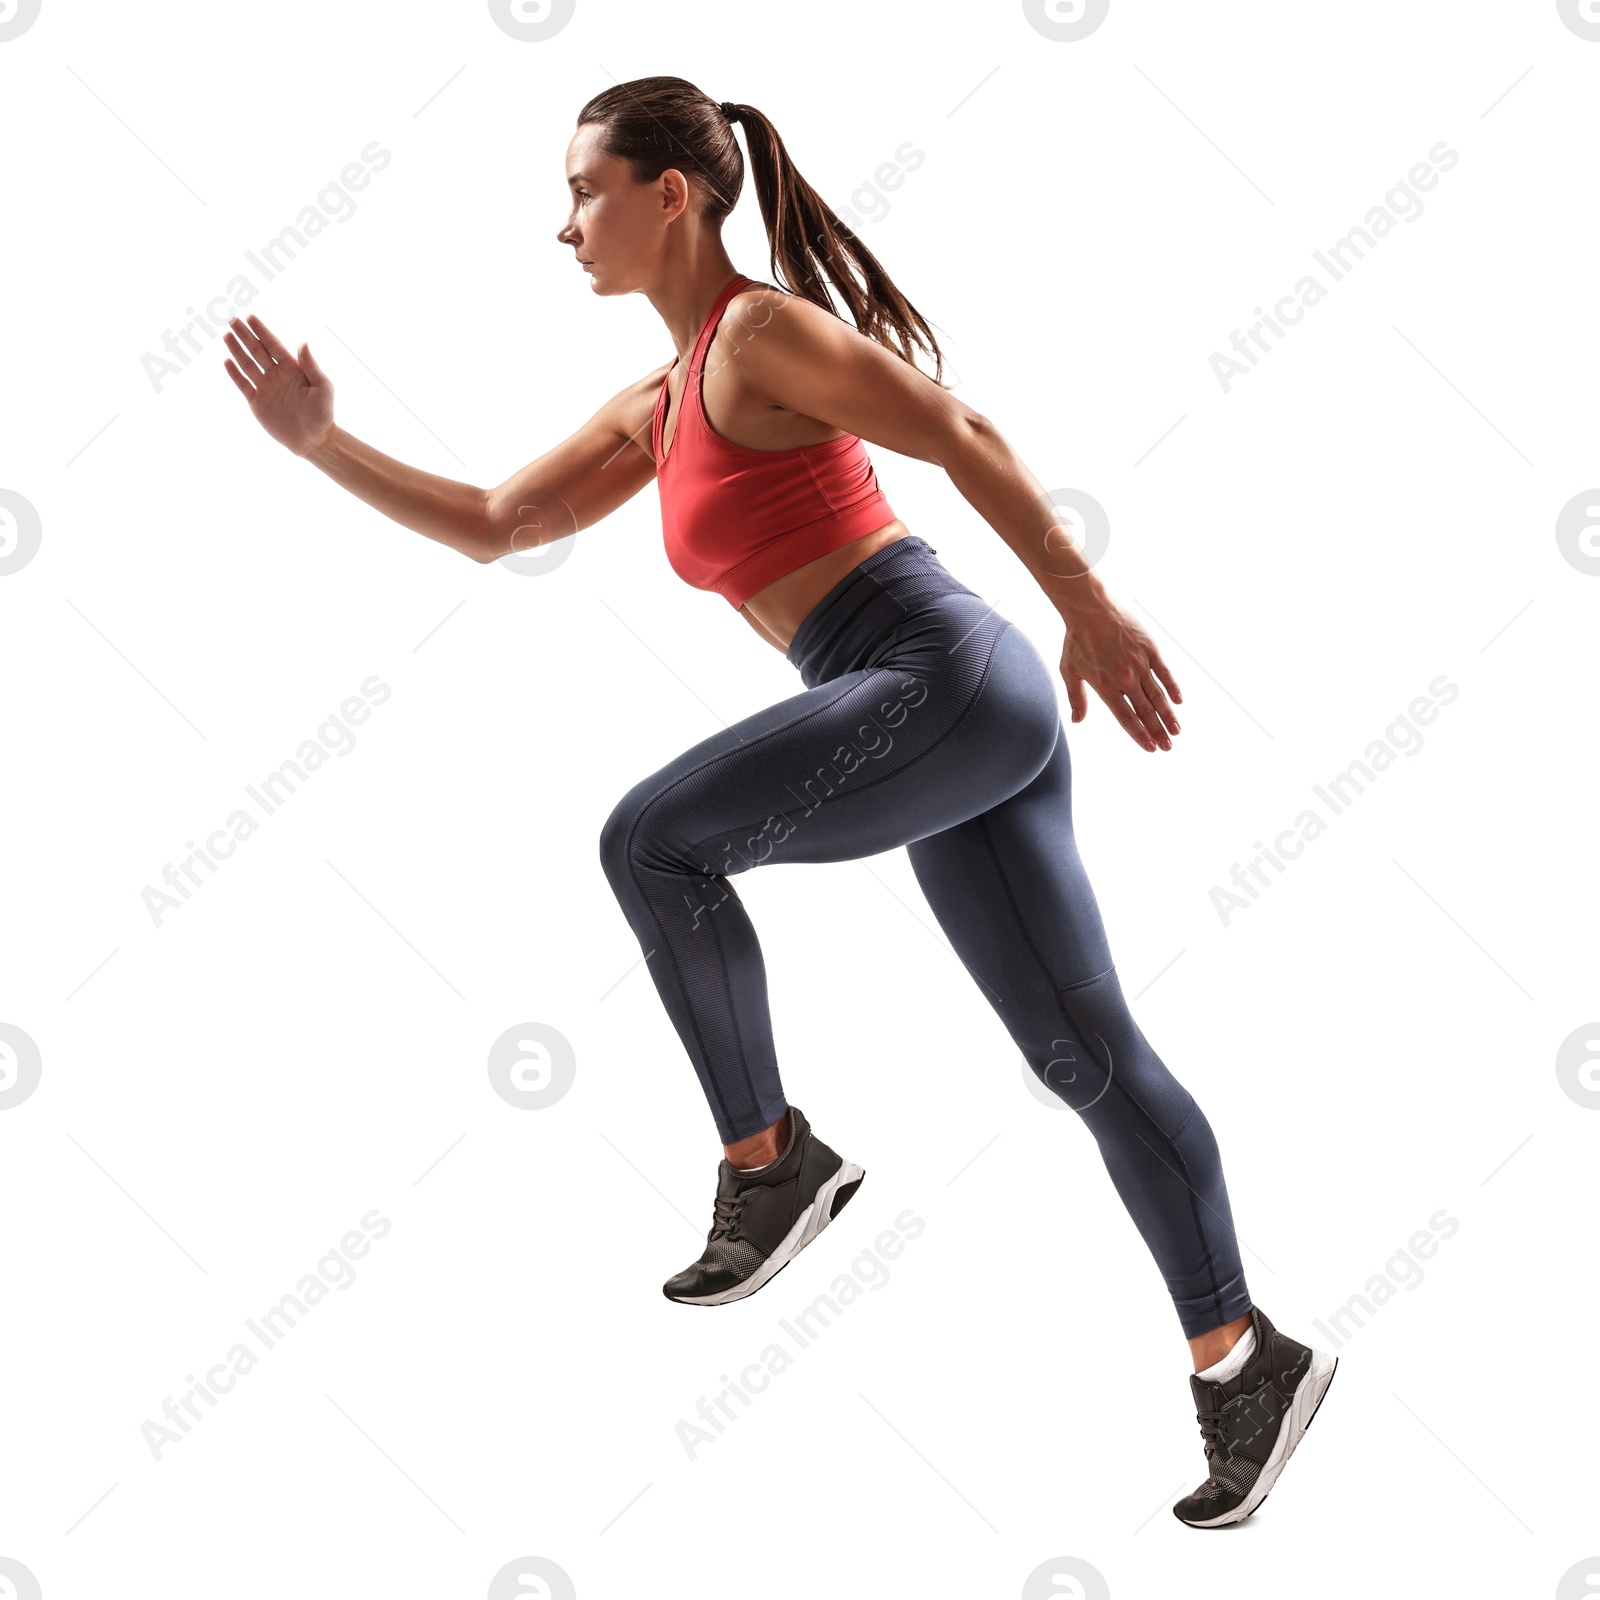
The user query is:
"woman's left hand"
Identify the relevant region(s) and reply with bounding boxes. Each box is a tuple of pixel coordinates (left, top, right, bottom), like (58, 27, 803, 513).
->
(1059, 603, 1182, 752)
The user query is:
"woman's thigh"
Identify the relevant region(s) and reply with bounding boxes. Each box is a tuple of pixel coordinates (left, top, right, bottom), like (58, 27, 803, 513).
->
(905, 724, 1117, 1017)
(600, 614, 1062, 883)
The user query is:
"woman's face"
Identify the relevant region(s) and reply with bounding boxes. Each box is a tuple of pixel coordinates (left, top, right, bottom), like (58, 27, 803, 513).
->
(557, 124, 682, 293)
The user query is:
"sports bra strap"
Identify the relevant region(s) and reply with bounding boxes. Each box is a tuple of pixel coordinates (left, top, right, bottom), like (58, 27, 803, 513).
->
(688, 273, 756, 378)
(655, 269, 896, 609)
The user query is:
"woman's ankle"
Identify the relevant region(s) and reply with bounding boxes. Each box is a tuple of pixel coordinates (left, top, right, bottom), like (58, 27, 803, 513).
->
(724, 1109, 791, 1170)
(1188, 1311, 1253, 1374)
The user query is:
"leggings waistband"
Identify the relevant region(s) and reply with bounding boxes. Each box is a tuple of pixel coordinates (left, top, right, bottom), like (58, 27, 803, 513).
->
(784, 535, 978, 686)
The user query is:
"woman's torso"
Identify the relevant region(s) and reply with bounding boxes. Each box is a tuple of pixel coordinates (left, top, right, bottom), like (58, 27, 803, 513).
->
(654, 280, 914, 653)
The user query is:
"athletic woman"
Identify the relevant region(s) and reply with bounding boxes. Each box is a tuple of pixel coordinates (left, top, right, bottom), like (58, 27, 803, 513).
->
(222, 76, 1337, 1527)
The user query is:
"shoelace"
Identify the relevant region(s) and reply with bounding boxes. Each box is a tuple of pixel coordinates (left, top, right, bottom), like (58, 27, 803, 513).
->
(1196, 1408, 1233, 1459)
(709, 1192, 748, 1241)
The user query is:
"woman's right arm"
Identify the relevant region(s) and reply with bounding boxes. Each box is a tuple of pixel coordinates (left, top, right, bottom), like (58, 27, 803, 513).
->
(224, 313, 664, 564)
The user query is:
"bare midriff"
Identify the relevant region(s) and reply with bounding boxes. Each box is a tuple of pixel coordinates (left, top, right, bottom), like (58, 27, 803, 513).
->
(737, 519, 916, 654)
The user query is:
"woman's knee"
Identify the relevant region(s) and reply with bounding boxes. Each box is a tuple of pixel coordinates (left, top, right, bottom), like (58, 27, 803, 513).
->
(1056, 968, 1198, 1135)
(598, 778, 656, 891)
(600, 772, 703, 893)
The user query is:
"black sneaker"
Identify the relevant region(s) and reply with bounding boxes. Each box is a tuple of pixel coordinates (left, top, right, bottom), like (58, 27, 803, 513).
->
(1172, 1305, 1338, 1527)
(662, 1105, 864, 1307)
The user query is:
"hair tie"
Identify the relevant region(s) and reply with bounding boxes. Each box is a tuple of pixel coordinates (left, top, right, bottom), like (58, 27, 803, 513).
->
(719, 100, 740, 123)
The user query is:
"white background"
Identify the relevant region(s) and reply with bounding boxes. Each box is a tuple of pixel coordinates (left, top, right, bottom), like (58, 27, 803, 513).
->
(2, 1, 1595, 1596)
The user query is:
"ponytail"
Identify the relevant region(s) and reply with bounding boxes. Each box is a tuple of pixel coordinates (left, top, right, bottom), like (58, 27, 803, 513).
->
(578, 76, 949, 387)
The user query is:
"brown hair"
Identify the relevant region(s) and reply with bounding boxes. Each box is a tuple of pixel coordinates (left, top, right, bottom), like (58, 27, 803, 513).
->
(576, 75, 949, 386)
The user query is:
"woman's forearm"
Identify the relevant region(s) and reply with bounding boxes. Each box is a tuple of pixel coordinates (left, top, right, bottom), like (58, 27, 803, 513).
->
(299, 425, 489, 563)
(939, 415, 1115, 621)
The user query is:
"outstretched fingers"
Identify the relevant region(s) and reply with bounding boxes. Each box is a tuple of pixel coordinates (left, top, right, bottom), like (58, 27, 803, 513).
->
(245, 313, 296, 366)
(223, 314, 290, 380)
(1106, 690, 1157, 750)
(1136, 662, 1181, 738)
(222, 359, 256, 400)
(1126, 674, 1175, 750)
(1063, 671, 1088, 724)
(223, 325, 265, 381)
(1149, 643, 1183, 708)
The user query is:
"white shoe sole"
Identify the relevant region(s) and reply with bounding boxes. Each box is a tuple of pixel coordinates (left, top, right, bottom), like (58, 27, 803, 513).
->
(670, 1158, 865, 1307)
(1179, 1345, 1338, 1527)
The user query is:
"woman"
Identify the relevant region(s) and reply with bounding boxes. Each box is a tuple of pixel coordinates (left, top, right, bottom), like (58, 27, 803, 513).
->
(222, 75, 1336, 1528)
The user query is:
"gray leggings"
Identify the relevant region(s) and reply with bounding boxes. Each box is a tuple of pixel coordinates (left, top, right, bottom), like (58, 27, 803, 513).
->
(599, 535, 1250, 1337)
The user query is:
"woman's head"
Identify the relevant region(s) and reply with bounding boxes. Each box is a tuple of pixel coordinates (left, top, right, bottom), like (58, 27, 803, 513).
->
(559, 75, 945, 383)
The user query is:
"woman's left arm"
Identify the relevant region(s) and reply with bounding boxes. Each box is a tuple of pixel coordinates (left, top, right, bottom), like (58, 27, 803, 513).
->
(731, 288, 1183, 753)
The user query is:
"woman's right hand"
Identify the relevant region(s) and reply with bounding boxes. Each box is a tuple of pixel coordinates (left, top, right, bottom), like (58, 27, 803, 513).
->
(1058, 599, 1182, 753)
(223, 314, 335, 456)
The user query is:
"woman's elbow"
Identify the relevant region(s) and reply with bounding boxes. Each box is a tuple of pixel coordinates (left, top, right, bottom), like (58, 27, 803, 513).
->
(934, 407, 995, 469)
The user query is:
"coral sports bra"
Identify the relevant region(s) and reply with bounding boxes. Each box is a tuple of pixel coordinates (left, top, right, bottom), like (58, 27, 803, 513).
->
(652, 272, 899, 609)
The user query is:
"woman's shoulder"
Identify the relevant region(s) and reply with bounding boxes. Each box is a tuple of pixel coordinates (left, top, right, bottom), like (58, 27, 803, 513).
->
(722, 280, 863, 373)
(724, 279, 844, 347)
(725, 278, 788, 317)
